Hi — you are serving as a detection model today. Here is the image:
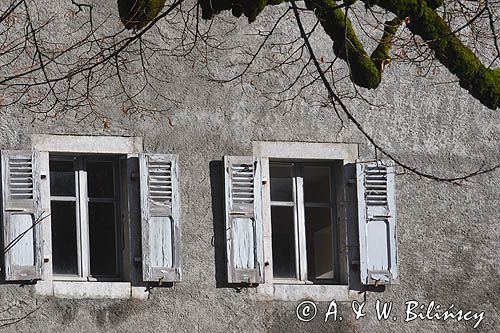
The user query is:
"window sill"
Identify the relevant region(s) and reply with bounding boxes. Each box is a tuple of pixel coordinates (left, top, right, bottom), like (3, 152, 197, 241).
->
(35, 281, 149, 299)
(257, 283, 362, 302)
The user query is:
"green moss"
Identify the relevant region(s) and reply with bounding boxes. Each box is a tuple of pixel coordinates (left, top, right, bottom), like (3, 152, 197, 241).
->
(365, 0, 499, 109)
(200, 0, 271, 22)
(197, 0, 498, 109)
(306, 0, 383, 88)
(371, 17, 401, 70)
(118, 0, 166, 30)
(244, 0, 268, 23)
(425, 0, 443, 9)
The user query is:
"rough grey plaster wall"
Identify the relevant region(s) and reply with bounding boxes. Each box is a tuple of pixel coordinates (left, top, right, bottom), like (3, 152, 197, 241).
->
(0, 1, 499, 332)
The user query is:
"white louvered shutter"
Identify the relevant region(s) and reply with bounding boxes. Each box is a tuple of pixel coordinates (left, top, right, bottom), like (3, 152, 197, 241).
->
(224, 156, 264, 284)
(1, 150, 43, 281)
(356, 160, 398, 285)
(139, 154, 181, 282)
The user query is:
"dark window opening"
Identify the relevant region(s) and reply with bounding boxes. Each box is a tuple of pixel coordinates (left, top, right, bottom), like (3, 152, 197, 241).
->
(270, 161, 339, 284)
(49, 156, 121, 281)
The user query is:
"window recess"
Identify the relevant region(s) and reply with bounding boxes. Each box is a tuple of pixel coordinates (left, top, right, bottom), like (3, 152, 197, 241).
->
(270, 162, 339, 285)
(49, 155, 121, 281)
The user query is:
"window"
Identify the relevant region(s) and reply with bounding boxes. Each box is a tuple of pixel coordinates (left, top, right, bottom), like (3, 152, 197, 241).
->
(223, 141, 398, 301)
(0, 135, 182, 299)
(270, 162, 339, 284)
(49, 156, 122, 281)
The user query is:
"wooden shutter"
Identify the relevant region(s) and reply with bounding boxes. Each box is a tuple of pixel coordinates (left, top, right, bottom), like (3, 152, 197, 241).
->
(356, 160, 398, 285)
(224, 156, 264, 284)
(139, 154, 181, 282)
(1, 150, 43, 281)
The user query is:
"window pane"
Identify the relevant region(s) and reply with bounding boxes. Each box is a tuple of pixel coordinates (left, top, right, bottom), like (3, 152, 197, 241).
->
(89, 202, 118, 277)
(304, 166, 331, 203)
(87, 161, 115, 198)
(305, 207, 335, 281)
(51, 201, 78, 275)
(49, 160, 75, 197)
(270, 164, 293, 202)
(271, 206, 296, 278)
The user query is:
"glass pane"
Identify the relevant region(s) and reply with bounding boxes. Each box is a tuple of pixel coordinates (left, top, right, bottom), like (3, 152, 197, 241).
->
(51, 201, 78, 275)
(271, 206, 296, 278)
(305, 207, 335, 281)
(49, 160, 75, 197)
(87, 161, 115, 198)
(304, 166, 331, 203)
(270, 164, 293, 202)
(89, 202, 118, 277)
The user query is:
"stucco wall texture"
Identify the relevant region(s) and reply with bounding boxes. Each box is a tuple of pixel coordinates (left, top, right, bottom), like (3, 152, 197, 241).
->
(0, 1, 499, 332)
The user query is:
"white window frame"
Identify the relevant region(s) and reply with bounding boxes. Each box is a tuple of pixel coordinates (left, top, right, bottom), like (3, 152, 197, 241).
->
(31, 134, 148, 299)
(49, 155, 122, 281)
(253, 141, 362, 301)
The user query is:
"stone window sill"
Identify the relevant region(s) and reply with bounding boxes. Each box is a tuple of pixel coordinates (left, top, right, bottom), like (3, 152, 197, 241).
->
(257, 284, 362, 302)
(35, 281, 149, 299)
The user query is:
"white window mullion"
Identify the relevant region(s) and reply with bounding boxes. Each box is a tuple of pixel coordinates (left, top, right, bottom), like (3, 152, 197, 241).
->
(71, 158, 83, 278)
(77, 158, 91, 280)
(295, 169, 308, 282)
(291, 165, 301, 281)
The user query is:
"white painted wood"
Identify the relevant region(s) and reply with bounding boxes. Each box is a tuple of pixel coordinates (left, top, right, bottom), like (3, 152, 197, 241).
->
(232, 217, 255, 269)
(78, 160, 90, 279)
(149, 216, 173, 268)
(9, 215, 34, 266)
(224, 156, 264, 284)
(356, 160, 398, 285)
(139, 154, 181, 282)
(1, 150, 43, 281)
(295, 175, 308, 281)
(38, 152, 52, 282)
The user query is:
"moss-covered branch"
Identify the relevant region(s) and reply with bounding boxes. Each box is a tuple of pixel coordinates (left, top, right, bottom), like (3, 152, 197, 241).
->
(199, 0, 286, 22)
(117, 0, 499, 109)
(371, 17, 402, 71)
(361, 0, 499, 109)
(118, 0, 167, 30)
(305, 0, 402, 88)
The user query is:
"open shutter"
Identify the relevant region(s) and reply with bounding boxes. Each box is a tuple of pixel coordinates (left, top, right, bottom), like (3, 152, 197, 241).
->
(357, 160, 398, 285)
(224, 156, 264, 284)
(1, 150, 43, 281)
(139, 154, 181, 282)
